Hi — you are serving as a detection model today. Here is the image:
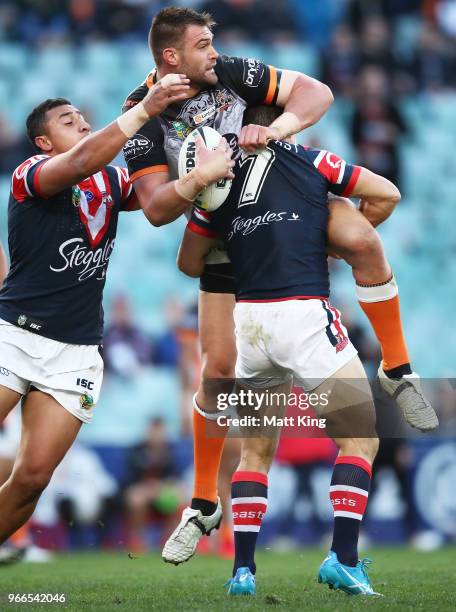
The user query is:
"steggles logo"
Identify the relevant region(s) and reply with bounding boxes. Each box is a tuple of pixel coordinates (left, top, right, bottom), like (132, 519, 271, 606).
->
(50, 237, 115, 281)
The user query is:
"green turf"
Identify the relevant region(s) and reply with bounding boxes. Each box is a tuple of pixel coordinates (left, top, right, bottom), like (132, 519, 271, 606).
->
(0, 547, 455, 611)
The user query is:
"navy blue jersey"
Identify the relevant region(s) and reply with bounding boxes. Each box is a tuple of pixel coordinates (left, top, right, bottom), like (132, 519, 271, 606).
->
(188, 142, 360, 301)
(0, 156, 136, 345)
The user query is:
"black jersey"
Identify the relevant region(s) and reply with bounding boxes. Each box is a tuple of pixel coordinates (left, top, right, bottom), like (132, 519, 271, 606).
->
(0, 156, 135, 345)
(122, 56, 281, 183)
(189, 142, 361, 301)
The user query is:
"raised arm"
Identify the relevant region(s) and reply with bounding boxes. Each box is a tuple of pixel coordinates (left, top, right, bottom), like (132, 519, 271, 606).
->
(38, 76, 190, 197)
(239, 69, 334, 150)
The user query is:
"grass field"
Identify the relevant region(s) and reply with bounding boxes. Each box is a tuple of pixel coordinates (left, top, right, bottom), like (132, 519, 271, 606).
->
(0, 548, 455, 611)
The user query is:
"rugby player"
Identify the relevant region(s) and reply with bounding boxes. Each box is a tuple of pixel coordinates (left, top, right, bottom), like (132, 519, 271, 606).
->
(0, 77, 235, 545)
(177, 105, 409, 596)
(121, 4, 335, 560)
(123, 6, 436, 564)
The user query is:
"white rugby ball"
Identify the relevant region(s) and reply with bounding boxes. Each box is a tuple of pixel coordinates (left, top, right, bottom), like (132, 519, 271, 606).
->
(178, 126, 232, 212)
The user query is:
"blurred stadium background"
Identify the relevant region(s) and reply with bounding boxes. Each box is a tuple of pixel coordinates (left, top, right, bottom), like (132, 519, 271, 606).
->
(0, 0, 455, 560)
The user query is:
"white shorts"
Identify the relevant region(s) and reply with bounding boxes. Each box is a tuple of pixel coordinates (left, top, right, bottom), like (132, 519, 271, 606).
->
(234, 299, 357, 391)
(0, 319, 103, 423)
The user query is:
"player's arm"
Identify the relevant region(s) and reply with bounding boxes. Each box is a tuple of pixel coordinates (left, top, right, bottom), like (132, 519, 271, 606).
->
(308, 147, 401, 227)
(241, 70, 334, 150)
(132, 137, 235, 227)
(177, 209, 219, 277)
(215, 57, 332, 150)
(0, 241, 8, 286)
(242, 75, 333, 151)
(37, 76, 190, 197)
(177, 228, 218, 278)
(349, 167, 401, 227)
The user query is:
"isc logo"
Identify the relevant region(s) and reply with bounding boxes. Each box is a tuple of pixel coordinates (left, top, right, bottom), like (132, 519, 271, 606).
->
(76, 378, 94, 391)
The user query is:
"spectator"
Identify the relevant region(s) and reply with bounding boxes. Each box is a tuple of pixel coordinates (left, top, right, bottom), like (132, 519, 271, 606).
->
(408, 24, 456, 91)
(103, 294, 153, 377)
(359, 16, 399, 74)
(0, 114, 34, 176)
(351, 65, 408, 187)
(320, 24, 360, 98)
(200, 0, 297, 44)
(123, 418, 183, 552)
(153, 297, 186, 368)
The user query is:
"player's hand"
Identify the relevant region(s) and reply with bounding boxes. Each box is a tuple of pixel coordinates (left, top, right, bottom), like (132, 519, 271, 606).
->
(195, 136, 235, 184)
(238, 124, 281, 152)
(142, 74, 190, 117)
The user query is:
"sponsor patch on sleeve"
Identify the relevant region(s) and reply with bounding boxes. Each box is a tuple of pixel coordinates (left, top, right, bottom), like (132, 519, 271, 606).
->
(242, 58, 265, 88)
(123, 135, 153, 161)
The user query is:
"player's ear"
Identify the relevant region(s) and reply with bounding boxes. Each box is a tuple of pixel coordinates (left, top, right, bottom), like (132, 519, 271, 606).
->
(34, 135, 52, 153)
(162, 47, 179, 68)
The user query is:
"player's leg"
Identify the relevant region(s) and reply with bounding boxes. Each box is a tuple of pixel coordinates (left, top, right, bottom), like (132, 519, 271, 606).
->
(162, 289, 236, 564)
(0, 390, 81, 544)
(327, 198, 409, 370)
(327, 198, 438, 431)
(0, 386, 22, 424)
(217, 437, 240, 557)
(192, 290, 236, 508)
(0, 411, 33, 565)
(313, 356, 380, 596)
(226, 382, 290, 596)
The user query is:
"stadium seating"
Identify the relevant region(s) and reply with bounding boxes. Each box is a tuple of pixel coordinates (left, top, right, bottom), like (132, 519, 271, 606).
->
(0, 42, 455, 446)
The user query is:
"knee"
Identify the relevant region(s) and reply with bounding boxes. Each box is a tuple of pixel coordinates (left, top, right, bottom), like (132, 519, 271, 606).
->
(11, 463, 53, 499)
(201, 351, 235, 379)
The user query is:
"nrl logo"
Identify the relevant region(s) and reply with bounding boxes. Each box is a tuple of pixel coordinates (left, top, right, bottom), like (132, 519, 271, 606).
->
(172, 120, 192, 139)
(79, 393, 94, 410)
(17, 315, 27, 326)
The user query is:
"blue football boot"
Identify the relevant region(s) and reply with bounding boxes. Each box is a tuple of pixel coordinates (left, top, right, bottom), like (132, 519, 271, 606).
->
(318, 551, 380, 596)
(225, 567, 256, 596)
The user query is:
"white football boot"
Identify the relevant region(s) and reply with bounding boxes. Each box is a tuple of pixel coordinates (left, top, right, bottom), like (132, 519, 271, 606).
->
(377, 365, 439, 431)
(162, 498, 222, 565)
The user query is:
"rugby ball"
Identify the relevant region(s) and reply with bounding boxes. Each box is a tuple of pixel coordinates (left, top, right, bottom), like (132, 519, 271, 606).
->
(178, 126, 232, 212)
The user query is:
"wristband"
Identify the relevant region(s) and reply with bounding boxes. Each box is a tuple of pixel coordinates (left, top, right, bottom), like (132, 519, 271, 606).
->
(174, 169, 208, 202)
(269, 111, 301, 140)
(117, 102, 150, 138)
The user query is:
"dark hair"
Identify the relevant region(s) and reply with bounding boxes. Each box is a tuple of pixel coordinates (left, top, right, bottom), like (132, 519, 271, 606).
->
(26, 98, 71, 151)
(148, 6, 215, 66)
(242, 105, 283, 128)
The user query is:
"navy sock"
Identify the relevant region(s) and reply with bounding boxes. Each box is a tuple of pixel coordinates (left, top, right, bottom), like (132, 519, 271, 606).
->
(232, 471, 268, 576)
(330, 456, 372, 567)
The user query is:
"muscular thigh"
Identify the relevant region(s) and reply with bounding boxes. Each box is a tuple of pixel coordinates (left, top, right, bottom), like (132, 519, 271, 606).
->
(313, 356, 377, 439)
(198, 291, 236, 377)
(13, 390, 82, 477)
(327, 197, 372, 255)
